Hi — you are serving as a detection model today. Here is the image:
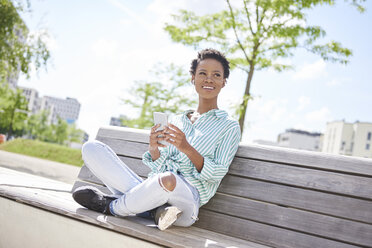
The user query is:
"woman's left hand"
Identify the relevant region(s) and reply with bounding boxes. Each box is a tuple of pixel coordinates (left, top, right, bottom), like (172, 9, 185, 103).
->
(164, 124, 190, 153)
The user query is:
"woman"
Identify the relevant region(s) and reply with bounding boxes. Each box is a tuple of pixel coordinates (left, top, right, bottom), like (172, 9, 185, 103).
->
(73, 48, 241, 231)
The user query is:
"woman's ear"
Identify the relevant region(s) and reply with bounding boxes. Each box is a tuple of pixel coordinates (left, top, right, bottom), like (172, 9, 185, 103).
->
(222, 79, 226, 88)
(191, 75, 195, 84)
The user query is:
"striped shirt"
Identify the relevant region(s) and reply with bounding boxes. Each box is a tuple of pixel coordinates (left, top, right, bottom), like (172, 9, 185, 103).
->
(142, 109, 241, 206)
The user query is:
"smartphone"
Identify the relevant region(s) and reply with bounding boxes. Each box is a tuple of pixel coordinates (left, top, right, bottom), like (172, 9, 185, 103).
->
(153, 112, 169, 146)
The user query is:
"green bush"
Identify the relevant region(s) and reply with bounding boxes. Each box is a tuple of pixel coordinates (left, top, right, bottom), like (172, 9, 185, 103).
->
(0, 138, 83, 167)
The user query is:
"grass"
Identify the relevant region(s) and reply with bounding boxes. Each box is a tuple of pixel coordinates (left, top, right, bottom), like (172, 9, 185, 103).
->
(0, 138, 84, 167)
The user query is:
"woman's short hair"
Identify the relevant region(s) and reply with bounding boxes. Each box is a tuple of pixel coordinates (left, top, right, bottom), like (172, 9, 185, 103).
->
(190, 48, 230, 79)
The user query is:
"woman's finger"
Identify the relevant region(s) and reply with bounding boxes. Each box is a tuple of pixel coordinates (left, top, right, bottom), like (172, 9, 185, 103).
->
(164, 126, 178, 135)
(168, 123, 182, 132)
(151, 124, 161, 132)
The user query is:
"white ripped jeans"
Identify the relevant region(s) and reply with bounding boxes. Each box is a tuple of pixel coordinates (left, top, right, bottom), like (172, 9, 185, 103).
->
(81, 140, 200, 227)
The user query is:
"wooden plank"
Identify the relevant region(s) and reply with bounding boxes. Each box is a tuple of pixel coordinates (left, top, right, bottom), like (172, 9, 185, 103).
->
(202, 193, 372, 246)
(236, 144, 372, 176)
(96, 127, 372, 176)
(195, 210, 362, 248)
(95, 136, 148, 158)
(218, 176, 372, 224)
(0, 168, 263, 248)
(96, 126, 150, 143)
(229, 158, 372, 199)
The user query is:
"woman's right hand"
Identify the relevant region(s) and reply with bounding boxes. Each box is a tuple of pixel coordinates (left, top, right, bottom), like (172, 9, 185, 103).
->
(149, 124, 167, 160)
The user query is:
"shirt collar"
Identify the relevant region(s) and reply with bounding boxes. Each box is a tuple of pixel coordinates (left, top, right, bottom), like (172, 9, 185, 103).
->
(183, 109, 228, 119)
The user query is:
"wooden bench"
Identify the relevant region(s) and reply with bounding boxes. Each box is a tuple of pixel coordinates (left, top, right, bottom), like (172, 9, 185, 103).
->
(1, 125, 371, 247)
(71, 126, 372, 248)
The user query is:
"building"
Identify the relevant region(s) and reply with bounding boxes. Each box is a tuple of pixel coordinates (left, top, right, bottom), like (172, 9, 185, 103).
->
(110, 115, 127, 127)
(18, 87, 81, 125)
(19, 87, 40, 115)
(322, 120, 372, 158)
(43, 96, 81, 124)
(277, 129, 322, 151)
(19, 87, 55, 124)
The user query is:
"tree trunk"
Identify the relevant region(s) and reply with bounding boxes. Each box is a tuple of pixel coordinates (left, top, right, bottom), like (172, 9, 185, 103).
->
(238, 63, 255, 136)
(7, 108, 15, 139)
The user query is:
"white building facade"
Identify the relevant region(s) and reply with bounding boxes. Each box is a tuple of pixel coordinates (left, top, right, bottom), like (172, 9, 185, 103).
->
(277, 129, 322, 151)
(19, 87, 80, 125)
(322, 121, 372, 158)
(42, 96, 80, 124)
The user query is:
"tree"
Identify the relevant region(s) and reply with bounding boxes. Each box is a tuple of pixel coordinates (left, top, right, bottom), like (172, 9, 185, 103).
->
(24, 111, 84, 145)
(24, 110, 51, 141)
(52, 117, 69, 145)
(121, 63, 197, 129)
(67, 123, 85, 144)
(0, 0, 50, 81)
(164, 0, 366, 135)
(0, 83, 28, 138)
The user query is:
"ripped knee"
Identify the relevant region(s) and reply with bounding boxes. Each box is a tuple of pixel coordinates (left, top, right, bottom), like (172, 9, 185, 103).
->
(158, 172, 176, 192)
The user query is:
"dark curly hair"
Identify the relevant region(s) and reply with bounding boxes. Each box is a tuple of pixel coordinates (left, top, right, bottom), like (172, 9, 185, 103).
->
(190, 48, 230, 79)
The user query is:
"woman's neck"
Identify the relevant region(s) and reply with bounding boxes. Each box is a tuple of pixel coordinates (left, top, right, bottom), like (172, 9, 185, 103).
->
(196, 97, 218, 114)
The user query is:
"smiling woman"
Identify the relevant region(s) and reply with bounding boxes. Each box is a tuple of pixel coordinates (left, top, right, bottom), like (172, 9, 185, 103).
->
(72, 48, 241, 231)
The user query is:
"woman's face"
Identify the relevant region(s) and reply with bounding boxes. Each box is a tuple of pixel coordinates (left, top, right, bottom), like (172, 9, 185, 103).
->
(192, 58, 226, 100)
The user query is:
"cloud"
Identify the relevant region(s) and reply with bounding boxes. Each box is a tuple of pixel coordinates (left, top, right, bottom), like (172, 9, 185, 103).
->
(305, 107, 332, 123)
(146, 0, 226, 39)
(90, 39, 119, 57)
(296, 96, 311, 111)
(326, 77, 351, 87)
(107, 0, 151, 30)
(119, 18, 133, 27)
(292, 59, 327, 80)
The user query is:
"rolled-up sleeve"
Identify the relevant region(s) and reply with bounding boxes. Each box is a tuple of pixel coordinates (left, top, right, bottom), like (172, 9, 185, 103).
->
(192, 124, 241, 183)
(142, 148, 168, 175)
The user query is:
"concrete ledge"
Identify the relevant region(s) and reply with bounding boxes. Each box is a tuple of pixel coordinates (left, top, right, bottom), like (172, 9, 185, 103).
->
(0, 197, 161, 248)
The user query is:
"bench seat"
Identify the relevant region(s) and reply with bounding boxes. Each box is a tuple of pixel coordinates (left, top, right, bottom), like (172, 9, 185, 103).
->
(73, 126, 372, 248)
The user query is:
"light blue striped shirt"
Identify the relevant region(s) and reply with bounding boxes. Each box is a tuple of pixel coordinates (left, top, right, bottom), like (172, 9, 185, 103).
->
(142, 109, 241, 206)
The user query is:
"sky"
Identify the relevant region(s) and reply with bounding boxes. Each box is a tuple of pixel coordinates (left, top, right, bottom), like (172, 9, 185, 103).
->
(18, 0, 372, 143)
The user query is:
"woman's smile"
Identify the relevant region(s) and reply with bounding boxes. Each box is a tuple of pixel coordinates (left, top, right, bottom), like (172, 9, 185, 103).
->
(202, 85, 215, 91)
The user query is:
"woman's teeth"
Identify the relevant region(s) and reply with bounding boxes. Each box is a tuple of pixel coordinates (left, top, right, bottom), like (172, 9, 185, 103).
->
(202, 86, 214, 89)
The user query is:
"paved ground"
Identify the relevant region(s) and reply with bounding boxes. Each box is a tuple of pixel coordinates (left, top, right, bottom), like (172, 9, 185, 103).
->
(0, 150, 80, 184)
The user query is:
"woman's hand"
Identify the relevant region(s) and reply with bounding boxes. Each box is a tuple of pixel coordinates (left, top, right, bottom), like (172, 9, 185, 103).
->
(149, 124, 167, 160)
(164, 124, 191, 153)
(165, 123, 204, 172)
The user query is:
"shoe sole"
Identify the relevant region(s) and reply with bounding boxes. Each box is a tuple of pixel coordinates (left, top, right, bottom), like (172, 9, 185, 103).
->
(158, 206, 182, 231)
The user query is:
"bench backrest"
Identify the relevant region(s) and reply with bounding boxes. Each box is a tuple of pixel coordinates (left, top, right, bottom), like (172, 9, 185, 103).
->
(73, 126, 372, 248)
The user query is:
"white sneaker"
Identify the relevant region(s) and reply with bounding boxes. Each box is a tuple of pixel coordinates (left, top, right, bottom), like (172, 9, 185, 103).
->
(157, 206, 182, 231)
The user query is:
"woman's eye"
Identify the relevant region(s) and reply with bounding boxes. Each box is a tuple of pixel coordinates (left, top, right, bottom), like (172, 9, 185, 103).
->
(214, 73, 221, 78)
(199, 72, 206, 75)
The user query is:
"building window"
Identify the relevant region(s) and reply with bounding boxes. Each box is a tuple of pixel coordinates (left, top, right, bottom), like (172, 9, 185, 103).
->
(366, 144, 370, 150)
(367, 132, 371, 141)
(340, 141, 346, 150)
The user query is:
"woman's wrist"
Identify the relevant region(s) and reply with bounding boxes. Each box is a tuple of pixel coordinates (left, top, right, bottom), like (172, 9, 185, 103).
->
(183, 144, 204, 172)
(149, 146, 160, 161)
